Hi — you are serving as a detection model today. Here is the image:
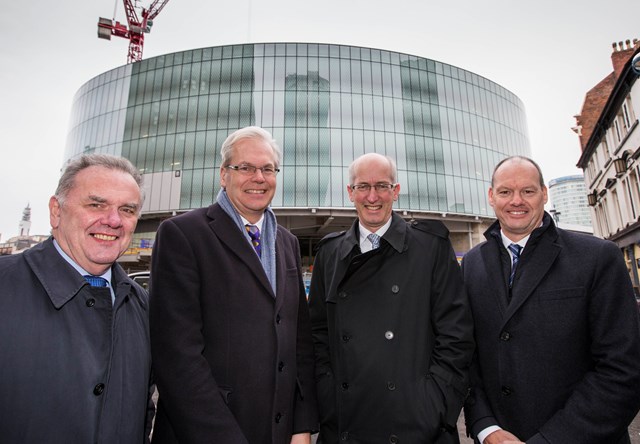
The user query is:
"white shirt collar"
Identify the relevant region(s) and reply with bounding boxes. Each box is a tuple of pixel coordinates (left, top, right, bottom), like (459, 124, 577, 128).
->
(359, 217, 392, 253)
(241, 214, 264, 232)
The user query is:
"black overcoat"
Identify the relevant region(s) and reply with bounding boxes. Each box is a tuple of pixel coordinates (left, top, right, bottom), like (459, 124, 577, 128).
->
(462, 214, 640, 443)
(308, 213, 474, 443)
(150, 204, 318, 444)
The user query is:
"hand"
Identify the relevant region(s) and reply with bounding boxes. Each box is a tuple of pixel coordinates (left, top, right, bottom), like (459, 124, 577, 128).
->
(484, 429, 524, 444)
(290, 432, 311, 444)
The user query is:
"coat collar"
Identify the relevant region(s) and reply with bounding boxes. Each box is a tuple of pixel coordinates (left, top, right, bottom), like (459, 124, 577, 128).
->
(481, 213, 562, 323)
(206, 203, 277, 300)
(338, 212, 406, 260)
(23, 237, 140, 309)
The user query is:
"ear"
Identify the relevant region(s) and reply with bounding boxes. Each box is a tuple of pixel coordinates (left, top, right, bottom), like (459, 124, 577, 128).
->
(220, 166, 227, 189)
(347, 184, 354, 202)
(542, 185, 548, 204)
(488, 187, 495, 208)
(393, 183, 400, 201)
(49, 196, 61, 229)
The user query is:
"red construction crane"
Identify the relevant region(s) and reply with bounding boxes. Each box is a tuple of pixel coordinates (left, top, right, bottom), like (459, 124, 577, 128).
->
(97, 0, 171, 64)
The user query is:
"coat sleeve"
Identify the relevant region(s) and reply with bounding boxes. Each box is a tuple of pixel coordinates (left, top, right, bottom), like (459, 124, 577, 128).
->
(530, 241, 640, 443)
(149, 218, 248, 443)
(291, 237, 320, 434)
(427, 237, 475, 431)
(307, 246, 338, 437)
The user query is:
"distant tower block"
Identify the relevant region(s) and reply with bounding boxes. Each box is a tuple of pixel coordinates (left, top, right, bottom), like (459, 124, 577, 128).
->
(19, 204, 31, 237)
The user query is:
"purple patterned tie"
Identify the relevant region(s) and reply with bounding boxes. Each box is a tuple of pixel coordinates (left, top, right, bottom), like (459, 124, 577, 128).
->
(246, 224, 261, 257)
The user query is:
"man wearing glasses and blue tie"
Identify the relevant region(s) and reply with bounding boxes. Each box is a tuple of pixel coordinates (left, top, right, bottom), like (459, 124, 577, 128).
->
(150, 126, 318, 444)
(308, 152, 474, 443)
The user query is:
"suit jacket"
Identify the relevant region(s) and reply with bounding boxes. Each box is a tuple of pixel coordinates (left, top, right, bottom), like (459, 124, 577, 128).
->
(462, 213, 640, 443)
(0, 237, 153, 444)
(150, 203, 318, 444)
(308, 213, 474, 443)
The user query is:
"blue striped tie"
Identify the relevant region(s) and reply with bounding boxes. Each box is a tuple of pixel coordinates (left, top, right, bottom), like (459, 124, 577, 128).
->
(508, 243, 522, 288)
(84, 275, 108, 287)
(368, 233, 381, 250)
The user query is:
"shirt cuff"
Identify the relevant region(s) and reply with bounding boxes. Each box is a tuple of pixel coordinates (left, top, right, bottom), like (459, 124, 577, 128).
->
(478, 425, 502, 443)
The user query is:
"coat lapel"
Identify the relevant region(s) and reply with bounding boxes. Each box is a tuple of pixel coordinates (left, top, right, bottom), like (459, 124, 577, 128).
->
(207, 204, 275, 299)
(479, 239, 509, 317)
(504, 227, 561, 321)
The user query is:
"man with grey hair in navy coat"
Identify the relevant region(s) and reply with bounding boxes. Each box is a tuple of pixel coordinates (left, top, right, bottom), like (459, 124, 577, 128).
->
(462, 156, 640, 444)
(0, 154, 154, 443)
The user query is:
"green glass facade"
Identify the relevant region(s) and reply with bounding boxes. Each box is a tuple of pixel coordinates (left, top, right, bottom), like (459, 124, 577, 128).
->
(66, 42, 529, 219)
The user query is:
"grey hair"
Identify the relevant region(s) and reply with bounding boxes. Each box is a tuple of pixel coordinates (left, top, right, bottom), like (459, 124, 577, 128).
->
(348, 153, 398, 184)
(220, 126, 282, 168)
(55, 154, 145, 208)
(491, 156, 545, 187)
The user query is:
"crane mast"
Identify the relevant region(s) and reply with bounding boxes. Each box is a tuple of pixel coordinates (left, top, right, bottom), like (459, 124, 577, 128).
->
(97, 0, 170, 64)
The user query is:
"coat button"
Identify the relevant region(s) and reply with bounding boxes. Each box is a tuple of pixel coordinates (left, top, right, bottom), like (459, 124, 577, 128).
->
(500, 331, 512, 341)
(385, 331, 394, 340)
(275, 314, 281, 324)
(387, 381, 396, 391)
(93, 383, 105, 396)
(389, 435, 399, 444)
(342, 334, 351, 342)
(501, 386, 512, 396)
(391, 285, 399, 294)
(86, 298, 95, 307)
(275, 412, 282, 423)
(341, 431, 349, 441)
(339, 291, 347, 299)
(278, 361, 285, 372)
(342, 382, 349, 391)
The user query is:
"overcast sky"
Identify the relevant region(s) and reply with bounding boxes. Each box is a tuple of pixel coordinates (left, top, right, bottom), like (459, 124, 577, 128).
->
(0, 0, 638, 239)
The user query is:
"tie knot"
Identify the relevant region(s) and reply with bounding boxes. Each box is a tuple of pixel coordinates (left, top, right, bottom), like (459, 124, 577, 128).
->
(508, 243, 522, 257)
(367, 233, 381, 250)
(84, 275, 109, 288)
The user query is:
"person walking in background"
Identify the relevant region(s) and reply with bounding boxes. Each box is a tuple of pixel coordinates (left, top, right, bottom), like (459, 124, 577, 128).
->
(0, 154, 154, 443)
(150, 126, 318, 444)
(462, 156, 640, 443)
(308, 152, 474, 443)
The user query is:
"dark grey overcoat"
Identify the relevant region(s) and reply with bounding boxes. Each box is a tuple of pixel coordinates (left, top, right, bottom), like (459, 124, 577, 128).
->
(0, 237, 153, 443)
(150, 203, 318, 444)
(462, 214, 640, 443)
(308, 213, 474, 443)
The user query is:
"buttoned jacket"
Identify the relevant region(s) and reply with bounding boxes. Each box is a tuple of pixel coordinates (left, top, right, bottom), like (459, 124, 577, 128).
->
(149, 203, 318, 444)
(308, 213, 474, 443)
(462, 214, 640, 443)
(0, 237, 153, 444)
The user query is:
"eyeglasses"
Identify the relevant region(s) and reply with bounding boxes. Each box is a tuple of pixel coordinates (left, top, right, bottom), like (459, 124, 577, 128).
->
(350, 183, 397, 193)
(225, 164, 280, 176)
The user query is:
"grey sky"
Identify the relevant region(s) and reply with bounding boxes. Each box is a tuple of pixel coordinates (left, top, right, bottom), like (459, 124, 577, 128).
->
(0, 0, 637, 238)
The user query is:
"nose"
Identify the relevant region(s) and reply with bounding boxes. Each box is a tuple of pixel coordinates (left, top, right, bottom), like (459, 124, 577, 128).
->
(365, 187, 379, 202)
(252, 169, 266, 182)
(103, 207, 123, 227)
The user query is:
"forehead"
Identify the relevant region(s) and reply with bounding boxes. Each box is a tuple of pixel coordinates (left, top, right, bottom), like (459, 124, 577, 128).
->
(353, 157, 393, 182)
(231, 138, 276, 163)
(493, 161, 541, 188)
(70, 166, 141, 200)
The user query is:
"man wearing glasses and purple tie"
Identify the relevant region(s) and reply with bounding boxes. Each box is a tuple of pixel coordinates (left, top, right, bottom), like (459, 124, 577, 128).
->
(308, 152, 474, 443)
(150, 126, 318, 444)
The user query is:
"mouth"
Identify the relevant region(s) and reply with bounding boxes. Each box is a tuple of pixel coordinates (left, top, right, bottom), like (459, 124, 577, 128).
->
(365, 205, 382, 211)
(92, 233, 118, 241)
(508, 210, 527, 215)
(245, 189, 266, 194)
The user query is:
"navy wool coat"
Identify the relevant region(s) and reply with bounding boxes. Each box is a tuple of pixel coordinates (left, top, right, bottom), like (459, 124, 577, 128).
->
(0, 237, 153, 444)
(150, 203, 318, 444)
(462, 214, 640, 443)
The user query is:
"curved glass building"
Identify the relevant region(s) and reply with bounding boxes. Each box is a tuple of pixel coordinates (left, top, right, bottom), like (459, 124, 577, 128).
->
(65, 43, 530, 266)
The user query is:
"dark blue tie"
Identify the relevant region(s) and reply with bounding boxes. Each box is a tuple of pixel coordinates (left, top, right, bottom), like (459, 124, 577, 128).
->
(84, 275, 109, 287)
(508, 243, 522, 288)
